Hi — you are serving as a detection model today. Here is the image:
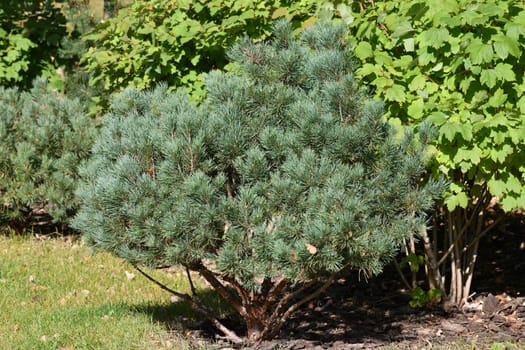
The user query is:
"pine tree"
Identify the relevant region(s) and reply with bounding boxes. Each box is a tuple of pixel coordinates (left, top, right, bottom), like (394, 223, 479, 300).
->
(0, 79, 98, 226)
(73, 21, 444, 344)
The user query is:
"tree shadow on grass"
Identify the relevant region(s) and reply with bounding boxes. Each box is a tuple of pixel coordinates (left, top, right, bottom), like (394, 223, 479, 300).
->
(129, 288, 246, 339)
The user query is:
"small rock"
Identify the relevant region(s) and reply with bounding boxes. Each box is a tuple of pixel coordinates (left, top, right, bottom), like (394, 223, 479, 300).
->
(440, 320, 466, 334)
(331, 340, 346, 350)
(483, 293, 500, 314)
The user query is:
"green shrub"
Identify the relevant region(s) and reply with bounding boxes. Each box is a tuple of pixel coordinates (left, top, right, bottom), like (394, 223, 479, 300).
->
(0, 1, 69, 88)
(81, 0, 322, 101)
(0, 79, 98, 226)
(73, 21, 444, 344)
(345, 0, 525, 306)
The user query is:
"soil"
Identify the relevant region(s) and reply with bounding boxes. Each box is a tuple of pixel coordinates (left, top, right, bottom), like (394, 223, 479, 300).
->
(179, 212, 525, 349)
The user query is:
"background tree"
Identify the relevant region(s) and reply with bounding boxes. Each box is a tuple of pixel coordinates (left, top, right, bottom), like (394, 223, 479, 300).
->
(73, 21, 444, 344)
(344, 0, 525, 306)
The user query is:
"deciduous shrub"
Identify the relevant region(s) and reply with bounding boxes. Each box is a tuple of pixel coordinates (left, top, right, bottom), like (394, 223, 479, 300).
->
(0, 1, 68, 88)
(81, 0, 322, 100)
(346, 0, 525, 306)
(73, 21, 444, 343)
(0, 79, 98, 226)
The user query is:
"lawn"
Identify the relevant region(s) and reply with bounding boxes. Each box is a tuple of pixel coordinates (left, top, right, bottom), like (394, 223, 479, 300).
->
(2, 232, 523, 349)
(0, 233, 209, 350)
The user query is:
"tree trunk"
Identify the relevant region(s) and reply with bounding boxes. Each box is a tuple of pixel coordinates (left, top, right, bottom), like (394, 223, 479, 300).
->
(245, 312, 266, 344)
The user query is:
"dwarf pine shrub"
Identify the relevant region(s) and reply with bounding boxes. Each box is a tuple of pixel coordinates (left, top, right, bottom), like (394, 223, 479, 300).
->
(73, 21, 444, 344)
(0, 79, 98, 226)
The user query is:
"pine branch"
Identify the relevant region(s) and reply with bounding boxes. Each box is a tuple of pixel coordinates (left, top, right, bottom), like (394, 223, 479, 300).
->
(260, 277, 288, 315)
(260, 271, 338, 342)
(193, 263, 246, 317)
(222, 275, 251, 311)
(184, 265, 197, 296)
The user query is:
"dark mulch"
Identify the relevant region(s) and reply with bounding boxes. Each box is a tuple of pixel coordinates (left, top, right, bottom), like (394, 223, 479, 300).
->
(169, 212, 525, 349)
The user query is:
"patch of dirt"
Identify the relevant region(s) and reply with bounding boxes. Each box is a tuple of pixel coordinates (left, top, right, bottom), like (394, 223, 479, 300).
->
(175, 213, 525, 349)
(249, 283, 525, 349)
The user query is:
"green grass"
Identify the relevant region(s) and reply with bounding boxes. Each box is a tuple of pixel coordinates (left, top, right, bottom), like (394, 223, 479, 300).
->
(0, 233, 213, 350)
(3, 233, 522, 350)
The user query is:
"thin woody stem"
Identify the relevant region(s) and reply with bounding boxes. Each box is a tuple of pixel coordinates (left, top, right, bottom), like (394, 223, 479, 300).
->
(185, 265, 197, 296)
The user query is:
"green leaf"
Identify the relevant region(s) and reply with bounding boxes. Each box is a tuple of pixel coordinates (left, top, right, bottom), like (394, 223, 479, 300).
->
(391, 21, 413, 39)
(407, 98, 425, 119)
(272, 7, 288, 19)
(493, 63, 516, 82)
(440, 122, 472, 142)
(469, 147, 482, 165)
(375, 51, 393, 66)
(517, 96, 525, 114)
(459, 76, 474, 93)
(431, 62, 443, 72)
(372, 76, 394, 89)
(466, 40, 494, 65)
(439, 16, 462, 28)
(461, 9, 486, 26)
(354, 42, 373, 59)
(488, 178, 506, 196)
(337, 3, 354, 24)
(190, 54, 201, 66)
(408, 75, 426, 91)
(501, 196, 520, 212)
(480, 69, 498, 89)
(458, 123, 473, 141)
(505, 174, 523, 194)
(440, 123, 458, 142)
(421, 28, 449, 49)
(477, 3, 505, 18)
(384, 84, 406, 102)
(427, 112, 447, 126)
(417, 51, 436, 66)
(403, 38, 415, 52)
(94, 51, 112, 65)
(492, 34, 521, 59)
(357, 63, 377, 77)
(445, 191, 469, 210)
(488, 89, 507, 108)
(505, 21, 525, 40)
(393, 55, 413, 69)
(490, 144, 514, 163)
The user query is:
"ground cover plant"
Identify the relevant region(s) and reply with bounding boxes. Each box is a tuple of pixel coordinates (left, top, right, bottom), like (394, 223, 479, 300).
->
(73, 21, 444, 344)
(346, 0, 525, 307)
(0, 233, 215, 350)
